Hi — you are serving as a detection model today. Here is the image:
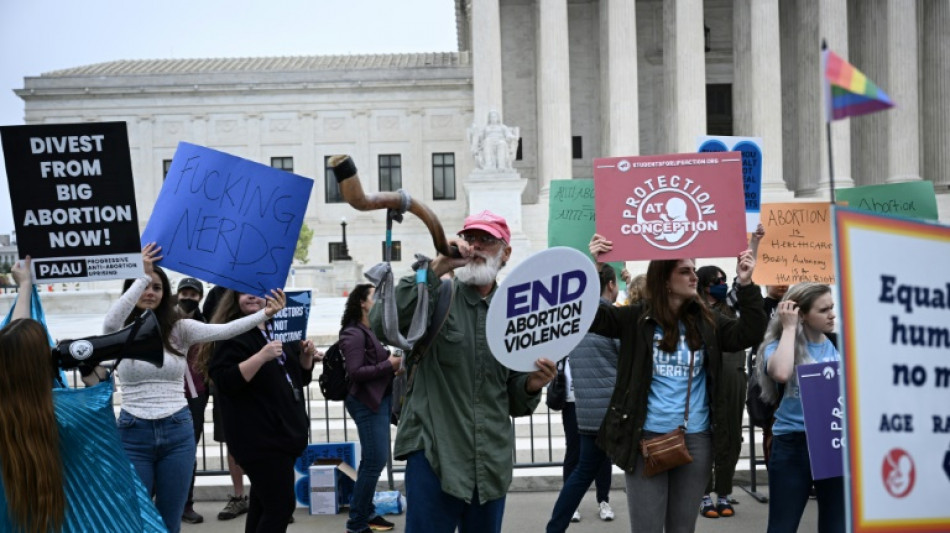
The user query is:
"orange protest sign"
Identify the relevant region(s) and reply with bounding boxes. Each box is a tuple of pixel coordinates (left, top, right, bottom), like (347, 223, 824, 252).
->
(754, 202, 835, 286)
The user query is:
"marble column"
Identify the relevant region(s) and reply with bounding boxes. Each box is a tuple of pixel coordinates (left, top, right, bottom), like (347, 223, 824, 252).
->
(245, 113, 262, 162)
(472, 0, 503, 125)
(921, 0, 950, 196)
(795, 0, 852, 197)
(848, 0, 920, 185)
(536, 0, 573, 194)
(661, 0, 706, 154)
(734, 0, 790, 199)
(599, 0, 639, 157)
(137, 116, 155, 223)
(298, 111, 317, 217)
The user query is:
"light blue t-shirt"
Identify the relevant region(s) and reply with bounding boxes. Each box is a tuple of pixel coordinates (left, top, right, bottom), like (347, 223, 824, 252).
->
(763, 338, 840, 435)
(644, 324, 710, 434)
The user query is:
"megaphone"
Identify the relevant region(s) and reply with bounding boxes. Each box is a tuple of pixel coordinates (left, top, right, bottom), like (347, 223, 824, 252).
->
(52, 309, 165, 371)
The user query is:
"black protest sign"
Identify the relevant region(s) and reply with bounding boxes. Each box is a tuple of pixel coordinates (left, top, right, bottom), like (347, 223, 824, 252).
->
(0, 122, 144, 282)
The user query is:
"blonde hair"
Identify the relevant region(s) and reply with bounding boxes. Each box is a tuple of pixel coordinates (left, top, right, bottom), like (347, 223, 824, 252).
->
(755, 283, 833, 403)
(625, 274, 647, 306)
(0, 319, 65, 533)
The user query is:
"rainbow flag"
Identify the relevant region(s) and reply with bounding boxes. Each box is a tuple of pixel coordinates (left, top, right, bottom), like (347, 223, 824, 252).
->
(823, 48, 894, 121)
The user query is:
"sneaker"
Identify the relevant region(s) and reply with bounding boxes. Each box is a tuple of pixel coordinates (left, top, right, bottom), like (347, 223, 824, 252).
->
(598, 501, 615, 521)
(218, 494, 248, 520)
(700, 494, 719, 518)
(181, 506, 204, 524)
(571, 510, 581, 522)
(368, 515, 395, 531)
(716, 497, 735, 517)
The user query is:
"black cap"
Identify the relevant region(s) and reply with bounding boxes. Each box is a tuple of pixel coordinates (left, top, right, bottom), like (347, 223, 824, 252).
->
(177, 278, 204, 297)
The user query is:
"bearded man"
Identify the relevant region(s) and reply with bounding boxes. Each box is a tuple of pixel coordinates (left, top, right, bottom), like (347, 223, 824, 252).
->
(370, 210, 557, 533)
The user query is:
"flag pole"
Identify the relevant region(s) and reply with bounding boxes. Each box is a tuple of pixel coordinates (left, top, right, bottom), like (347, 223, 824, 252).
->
(822, 39, 837, 205)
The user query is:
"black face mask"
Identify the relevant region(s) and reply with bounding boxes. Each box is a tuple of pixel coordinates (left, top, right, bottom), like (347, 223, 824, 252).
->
(178, 298, 199, 313)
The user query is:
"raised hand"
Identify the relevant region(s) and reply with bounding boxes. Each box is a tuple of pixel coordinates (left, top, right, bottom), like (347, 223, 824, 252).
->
(776, 299, 800, 330)
(735, 249, 756, 285)
(588, 234, 613, 262)
(11, 256, 32, 288)
(141, 242, 163, 276)
(264, 289, 286, 317)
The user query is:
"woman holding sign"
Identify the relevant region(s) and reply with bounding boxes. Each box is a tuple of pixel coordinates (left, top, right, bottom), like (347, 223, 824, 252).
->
(588, 234, 766, 533)
(756, 283, 843, 533)
(205, 289, 321, 533)
(85, 243, 287, 533)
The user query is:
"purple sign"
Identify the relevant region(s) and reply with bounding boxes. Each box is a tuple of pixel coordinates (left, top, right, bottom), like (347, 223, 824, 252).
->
(799, 361, 844, 480)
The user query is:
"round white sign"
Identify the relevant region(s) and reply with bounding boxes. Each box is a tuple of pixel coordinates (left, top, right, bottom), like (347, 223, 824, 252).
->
(68, 340, 94, 361)
(486, 247, 602, 372)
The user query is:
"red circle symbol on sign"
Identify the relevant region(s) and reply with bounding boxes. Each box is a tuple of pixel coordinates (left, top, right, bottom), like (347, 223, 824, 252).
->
(881, 448, 915, 498)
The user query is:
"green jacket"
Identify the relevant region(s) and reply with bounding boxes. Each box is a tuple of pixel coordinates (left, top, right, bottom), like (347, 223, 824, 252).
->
(592, 283, 766, 474)
(370, 268, 541, 503)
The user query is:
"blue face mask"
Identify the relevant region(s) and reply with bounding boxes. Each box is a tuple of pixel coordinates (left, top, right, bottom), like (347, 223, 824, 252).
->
(709, 283, 728, 301)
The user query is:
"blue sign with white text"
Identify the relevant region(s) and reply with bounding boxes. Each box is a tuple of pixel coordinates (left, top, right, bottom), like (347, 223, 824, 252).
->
(269, 290, 311, 342)
(142, 142, 313, 296)
(799, 361, 844, 480)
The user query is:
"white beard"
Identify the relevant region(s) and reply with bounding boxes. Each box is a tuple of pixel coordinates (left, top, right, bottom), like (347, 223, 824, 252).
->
(455, 248, 504, 286)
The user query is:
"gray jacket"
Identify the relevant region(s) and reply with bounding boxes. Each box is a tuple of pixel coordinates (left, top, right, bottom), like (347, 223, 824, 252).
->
(569, 297, 621, 434)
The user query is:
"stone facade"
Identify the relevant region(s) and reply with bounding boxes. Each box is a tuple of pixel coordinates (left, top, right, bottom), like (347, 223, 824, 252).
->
(14, 0, 949, 278)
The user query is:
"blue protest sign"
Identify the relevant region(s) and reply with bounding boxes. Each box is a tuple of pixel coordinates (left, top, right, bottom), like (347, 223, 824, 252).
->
(141, 143, 313, 296)
(269, 290, 311, 342)
(799, 361, 844, 480)
(698, 136, 763, 232)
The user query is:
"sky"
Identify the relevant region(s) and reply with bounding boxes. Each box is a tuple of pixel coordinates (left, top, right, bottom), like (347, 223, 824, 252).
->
(0, 0, 458, 238)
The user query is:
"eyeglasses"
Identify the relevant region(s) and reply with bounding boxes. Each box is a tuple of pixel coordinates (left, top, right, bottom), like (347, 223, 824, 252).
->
(715, 277, 728, 285)
(459, 233, 501, 246)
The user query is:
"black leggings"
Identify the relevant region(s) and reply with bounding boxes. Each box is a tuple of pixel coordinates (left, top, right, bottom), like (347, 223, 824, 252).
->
(239, 453, 298, 533)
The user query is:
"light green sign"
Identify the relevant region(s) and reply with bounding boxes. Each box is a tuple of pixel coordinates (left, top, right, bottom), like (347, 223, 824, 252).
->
(548, 179, 624, 290)
(835, 181, 939, 221)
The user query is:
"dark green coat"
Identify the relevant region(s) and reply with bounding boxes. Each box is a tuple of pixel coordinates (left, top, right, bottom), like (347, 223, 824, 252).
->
(592, 283, 766, 474)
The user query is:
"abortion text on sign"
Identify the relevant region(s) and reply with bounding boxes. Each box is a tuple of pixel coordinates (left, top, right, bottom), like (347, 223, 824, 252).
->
(0, 122, 143, 282)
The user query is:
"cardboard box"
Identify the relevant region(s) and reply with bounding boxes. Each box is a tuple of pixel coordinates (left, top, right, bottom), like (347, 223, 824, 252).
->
(308, 465, 338, 515)
(294, 442, 361, 509)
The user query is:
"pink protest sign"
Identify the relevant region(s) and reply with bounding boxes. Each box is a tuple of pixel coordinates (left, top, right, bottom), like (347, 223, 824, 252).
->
(593, 153, 747, 261)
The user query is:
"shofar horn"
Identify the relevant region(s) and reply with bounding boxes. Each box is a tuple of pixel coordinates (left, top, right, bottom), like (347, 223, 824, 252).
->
(329, 155, 460, 258)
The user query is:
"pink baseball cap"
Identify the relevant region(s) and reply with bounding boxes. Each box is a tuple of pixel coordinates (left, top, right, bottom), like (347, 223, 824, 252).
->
(461, 210, 511, 243)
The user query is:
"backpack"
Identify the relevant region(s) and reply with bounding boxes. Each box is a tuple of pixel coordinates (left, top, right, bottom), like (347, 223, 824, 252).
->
(318, 341, 349, 401)
(745, 358, 781, 428)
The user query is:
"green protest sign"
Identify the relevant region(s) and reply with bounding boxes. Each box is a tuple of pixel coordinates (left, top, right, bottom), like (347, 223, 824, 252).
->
(548, 179, 624, 290)
(835, 181, 938, 221)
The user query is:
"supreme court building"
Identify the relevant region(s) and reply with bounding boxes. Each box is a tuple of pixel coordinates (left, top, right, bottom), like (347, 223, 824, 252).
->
(15, 0, 950, 270)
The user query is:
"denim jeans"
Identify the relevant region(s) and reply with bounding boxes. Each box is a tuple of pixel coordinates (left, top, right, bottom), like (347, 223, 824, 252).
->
(117, 406, 196, 533)
(561, 403, 611, 503)
(345, 394, 393, 533)
(767, 432, 845, 533)
(404, 450, 506, 533)
(546, 433, 612, 532)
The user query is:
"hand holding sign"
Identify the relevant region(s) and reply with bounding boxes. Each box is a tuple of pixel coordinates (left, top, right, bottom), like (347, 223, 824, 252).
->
(524, 358, 558, 393)
(264, 289, 287, 318)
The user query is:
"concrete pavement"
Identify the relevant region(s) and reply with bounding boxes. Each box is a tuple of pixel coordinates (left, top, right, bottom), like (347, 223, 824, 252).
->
(184, 481, 818, 532)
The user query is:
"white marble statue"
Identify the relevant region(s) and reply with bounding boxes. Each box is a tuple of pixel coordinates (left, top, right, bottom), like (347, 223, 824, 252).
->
(467, 109, 520, 171)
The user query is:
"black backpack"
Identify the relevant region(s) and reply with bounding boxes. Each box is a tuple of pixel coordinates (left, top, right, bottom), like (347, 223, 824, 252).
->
(317, 341, 348, 401)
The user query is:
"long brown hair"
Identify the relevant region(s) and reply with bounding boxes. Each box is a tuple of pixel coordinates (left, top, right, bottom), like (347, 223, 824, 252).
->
(122, 266, 183, 356)
(643, 259, 714, 352)
(0, 319, 65, 533)
(194, 289, 252, 379)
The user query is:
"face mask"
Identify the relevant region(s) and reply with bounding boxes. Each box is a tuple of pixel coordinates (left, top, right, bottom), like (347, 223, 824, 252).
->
(178, 298, 199, 313)
(709, 283, 728, 301)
